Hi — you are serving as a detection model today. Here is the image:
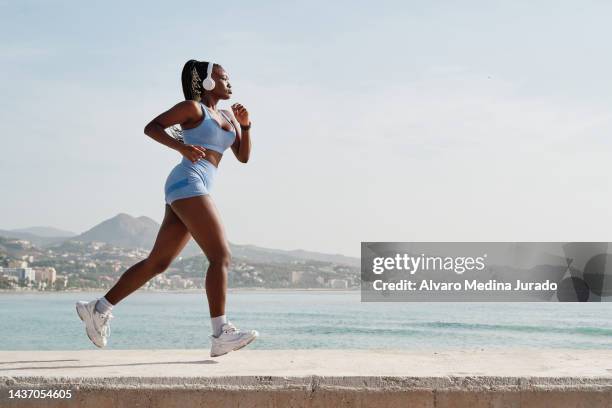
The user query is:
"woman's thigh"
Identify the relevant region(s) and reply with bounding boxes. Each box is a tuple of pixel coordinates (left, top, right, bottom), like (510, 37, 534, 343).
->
(169, 195, 230, 262)
(147, 204, 192, 269)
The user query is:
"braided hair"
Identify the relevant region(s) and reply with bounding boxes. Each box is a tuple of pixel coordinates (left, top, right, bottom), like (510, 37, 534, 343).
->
(181, 59, 218, 101)
(171, 60, 218, 142)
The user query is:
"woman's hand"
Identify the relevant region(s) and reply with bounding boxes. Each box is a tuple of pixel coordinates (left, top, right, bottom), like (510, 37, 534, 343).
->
(231, 103, 250, 126)
(179, 144, 207, 163)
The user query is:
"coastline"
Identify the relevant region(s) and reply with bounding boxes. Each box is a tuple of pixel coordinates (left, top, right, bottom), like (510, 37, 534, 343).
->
(0, 287, 360, 294)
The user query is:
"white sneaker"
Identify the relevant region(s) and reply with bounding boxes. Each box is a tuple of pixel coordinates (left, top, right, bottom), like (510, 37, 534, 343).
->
(210, 321, 258, 357)
(75, 299, 113, 348)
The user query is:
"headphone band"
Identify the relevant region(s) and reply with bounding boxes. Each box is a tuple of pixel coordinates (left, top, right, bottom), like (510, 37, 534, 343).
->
(206, 61, 214, 80)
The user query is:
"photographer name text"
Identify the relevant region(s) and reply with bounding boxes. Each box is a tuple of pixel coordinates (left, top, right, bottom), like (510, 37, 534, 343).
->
(372, 279, 557, 291)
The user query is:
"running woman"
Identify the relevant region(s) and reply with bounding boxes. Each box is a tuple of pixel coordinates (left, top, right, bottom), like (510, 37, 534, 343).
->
(76, 59, 258, 357)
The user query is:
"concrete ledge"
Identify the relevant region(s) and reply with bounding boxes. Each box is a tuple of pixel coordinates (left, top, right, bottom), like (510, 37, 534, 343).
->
(1, 349, 612, 407)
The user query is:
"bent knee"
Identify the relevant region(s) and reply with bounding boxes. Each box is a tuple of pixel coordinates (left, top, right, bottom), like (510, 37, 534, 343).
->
(209, 251, 232, 268)
(146, 256, 173, 274)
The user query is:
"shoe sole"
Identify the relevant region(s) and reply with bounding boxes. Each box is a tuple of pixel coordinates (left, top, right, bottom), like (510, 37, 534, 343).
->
(75, 302, 105, 349)
(210, 332, 259, 357)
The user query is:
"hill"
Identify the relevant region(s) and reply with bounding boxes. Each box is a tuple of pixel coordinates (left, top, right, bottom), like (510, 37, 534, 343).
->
(1, 214, 359, 267)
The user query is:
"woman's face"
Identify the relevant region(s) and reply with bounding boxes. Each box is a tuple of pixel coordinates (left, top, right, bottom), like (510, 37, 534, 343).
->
(212, 66, 232, 100)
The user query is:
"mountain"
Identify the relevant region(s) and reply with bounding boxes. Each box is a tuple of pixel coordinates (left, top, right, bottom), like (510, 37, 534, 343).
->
(285, 248, 359, 267)
(11, 226, 76, 237)
(230, 244, 360, 267)
(75, 213, 160, 249)
(0, 229, 70, 247)
(71, 214, 359, 265)
(1, 213, 360, 266)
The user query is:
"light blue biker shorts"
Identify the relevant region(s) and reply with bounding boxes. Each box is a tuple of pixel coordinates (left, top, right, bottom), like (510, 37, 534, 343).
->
(164, 158, 217, 205)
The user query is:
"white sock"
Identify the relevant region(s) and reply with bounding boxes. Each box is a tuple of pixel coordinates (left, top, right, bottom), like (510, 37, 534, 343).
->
(211, 315, 227, 337)
(95, 296, 114, 315)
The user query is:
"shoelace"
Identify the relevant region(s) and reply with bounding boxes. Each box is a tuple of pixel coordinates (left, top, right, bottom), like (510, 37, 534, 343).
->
(98, 313, 114, 338)
(222, 323, 240, 335)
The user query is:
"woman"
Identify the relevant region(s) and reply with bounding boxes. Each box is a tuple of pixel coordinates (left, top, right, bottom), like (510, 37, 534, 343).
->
(75, 59, 258, 357)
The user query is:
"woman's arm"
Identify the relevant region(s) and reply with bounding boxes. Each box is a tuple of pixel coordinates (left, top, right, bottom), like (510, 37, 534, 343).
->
(144, 100, 207, 163)
(228, 103, 252, 163)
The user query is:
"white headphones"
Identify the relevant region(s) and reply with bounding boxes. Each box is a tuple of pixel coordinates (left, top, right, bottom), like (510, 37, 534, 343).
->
(202, 61, 215, 91)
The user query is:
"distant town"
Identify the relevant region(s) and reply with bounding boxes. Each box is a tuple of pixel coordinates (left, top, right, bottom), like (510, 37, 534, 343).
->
(0, 236, 360, 292)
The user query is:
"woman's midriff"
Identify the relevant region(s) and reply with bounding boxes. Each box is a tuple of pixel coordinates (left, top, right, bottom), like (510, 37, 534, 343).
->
(203, 150, 222, 168)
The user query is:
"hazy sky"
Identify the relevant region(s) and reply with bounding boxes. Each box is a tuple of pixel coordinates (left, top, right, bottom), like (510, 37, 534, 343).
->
(2, 1, 611, 257)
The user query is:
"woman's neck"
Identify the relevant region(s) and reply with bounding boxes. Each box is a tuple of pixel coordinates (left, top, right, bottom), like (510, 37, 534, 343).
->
(201, 95, 220, 111)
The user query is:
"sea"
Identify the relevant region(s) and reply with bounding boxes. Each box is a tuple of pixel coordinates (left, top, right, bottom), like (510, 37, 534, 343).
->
(0, 290, 610, 350)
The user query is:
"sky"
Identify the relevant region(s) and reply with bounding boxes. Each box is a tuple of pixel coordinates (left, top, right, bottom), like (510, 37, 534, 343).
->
(1, 0, 612, 258)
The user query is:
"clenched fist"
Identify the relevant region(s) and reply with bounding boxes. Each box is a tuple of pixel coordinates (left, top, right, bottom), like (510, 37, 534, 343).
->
(231, 103, 250, 127)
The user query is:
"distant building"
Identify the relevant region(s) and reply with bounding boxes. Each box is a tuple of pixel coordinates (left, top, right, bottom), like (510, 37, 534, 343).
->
(0, 267, 35, 281)
(5, 240, 31, 249)
(329, 279, 348, 289)
(291, 271, 304, 284)
(55, 275, 68, 288)
(89, 241, 106, 250)
(34, 267, 57, 283)
(8, 260, 28, 268)
(0, 274, 18, 288)
(169, 274, 189, 289)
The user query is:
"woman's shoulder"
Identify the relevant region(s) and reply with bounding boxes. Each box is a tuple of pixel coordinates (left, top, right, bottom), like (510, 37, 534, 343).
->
(174, 100, 205, 130)
(177, 99, 202, 109)
(171, 99, 204, 118)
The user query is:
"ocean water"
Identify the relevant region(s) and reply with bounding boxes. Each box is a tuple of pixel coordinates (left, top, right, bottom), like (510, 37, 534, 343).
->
(0, 291, 610, 350)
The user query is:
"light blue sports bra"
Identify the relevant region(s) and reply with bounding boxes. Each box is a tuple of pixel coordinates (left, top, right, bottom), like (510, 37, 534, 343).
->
(182, 102, 237, 154)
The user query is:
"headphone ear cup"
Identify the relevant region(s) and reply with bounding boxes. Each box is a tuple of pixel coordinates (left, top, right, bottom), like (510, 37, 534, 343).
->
(202, 78, 215, 91)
